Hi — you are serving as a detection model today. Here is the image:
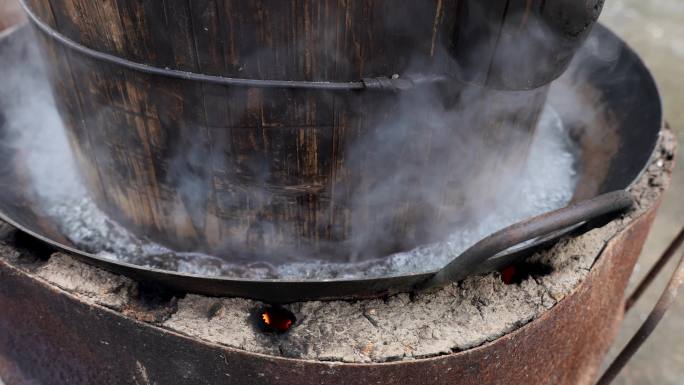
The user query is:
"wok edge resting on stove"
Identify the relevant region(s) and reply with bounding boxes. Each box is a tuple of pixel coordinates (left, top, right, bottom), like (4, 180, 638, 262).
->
(0, 20, 661, 301)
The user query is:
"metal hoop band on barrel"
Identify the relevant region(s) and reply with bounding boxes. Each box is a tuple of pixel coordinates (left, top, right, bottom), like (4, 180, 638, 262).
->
(19, 0, 424, 92)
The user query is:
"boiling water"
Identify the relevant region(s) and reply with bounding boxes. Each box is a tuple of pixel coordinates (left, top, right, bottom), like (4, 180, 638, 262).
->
(3, 31, 578, 280)
(43, 106, 578, 280)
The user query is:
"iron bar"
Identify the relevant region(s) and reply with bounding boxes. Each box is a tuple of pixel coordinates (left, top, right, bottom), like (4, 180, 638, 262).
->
(625, 227, 684, 311)
(596, 245, 684, 385)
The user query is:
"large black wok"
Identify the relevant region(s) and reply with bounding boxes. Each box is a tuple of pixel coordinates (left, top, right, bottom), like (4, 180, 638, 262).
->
(0, 24, 662, 302)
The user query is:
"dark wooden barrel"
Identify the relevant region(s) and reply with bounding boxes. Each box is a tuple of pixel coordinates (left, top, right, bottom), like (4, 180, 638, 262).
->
(25, 0, 603, 263)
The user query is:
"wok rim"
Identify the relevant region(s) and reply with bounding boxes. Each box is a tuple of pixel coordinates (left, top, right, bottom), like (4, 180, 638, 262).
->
(0, 23, 663, 302)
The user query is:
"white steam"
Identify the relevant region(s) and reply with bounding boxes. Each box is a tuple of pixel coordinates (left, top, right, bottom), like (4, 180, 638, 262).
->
(0, 8, 613, 280)
(0, 29, 578, 279)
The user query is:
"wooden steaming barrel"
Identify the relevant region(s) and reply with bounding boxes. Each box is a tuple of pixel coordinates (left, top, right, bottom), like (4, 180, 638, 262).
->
(23, 0, 603, 263)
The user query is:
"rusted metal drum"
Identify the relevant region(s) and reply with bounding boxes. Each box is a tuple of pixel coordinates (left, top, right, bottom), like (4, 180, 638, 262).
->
(23, 0, 603, 262)
(0, 191, 663, 385)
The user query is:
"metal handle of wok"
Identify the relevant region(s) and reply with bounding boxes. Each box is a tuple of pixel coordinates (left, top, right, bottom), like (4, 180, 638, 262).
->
(421, 190, 635, 290)
(595, 227, 684, 385)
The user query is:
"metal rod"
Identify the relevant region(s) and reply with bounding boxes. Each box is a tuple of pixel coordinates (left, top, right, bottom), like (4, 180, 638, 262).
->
(595, 248, 684, 385)
(625, 227, 684, 311)
(19, 0, 419, 92)
(421, 190, 634, 290)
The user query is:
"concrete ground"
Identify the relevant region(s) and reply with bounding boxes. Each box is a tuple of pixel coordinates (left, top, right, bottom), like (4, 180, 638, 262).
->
(601, 1, 684, 384)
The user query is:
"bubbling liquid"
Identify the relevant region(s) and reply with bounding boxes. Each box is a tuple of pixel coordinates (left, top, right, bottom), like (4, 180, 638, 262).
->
(47, 105, 578, 280)
(3, 28, 578, 281)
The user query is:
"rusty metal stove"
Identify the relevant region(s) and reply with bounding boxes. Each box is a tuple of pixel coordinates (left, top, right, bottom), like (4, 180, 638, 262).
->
(0, 135, 675, 385)
(1, 126, 681, 385)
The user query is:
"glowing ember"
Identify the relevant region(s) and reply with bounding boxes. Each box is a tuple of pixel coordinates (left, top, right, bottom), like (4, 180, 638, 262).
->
(501, 266, 517, 285)
(258, 307, 295, 333)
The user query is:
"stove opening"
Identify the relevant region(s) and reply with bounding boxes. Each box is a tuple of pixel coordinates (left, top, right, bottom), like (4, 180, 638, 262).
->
(500, 261, 553, 285)
(256, 306, 296, 334)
